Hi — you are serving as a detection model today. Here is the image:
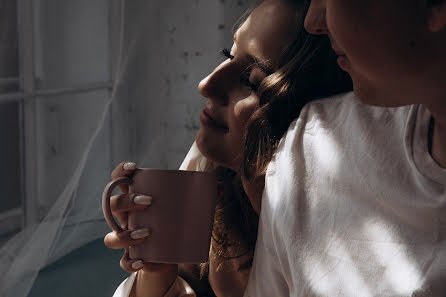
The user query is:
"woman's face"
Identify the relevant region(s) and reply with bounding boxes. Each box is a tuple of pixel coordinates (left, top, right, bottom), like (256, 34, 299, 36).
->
(196, 0, 299, 170)
(304, 0, 434, 107)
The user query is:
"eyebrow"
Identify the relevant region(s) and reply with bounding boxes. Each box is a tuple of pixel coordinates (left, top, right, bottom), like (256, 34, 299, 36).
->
(233, 34, 274, 76)
(251, 58, 274, 76)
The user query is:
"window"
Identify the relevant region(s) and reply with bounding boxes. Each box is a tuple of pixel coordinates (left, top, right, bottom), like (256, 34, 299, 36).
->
(0, 0, 121, 243)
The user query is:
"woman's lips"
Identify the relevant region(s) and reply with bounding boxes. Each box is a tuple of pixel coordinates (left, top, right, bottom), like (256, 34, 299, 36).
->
(200, 109, 228, 132)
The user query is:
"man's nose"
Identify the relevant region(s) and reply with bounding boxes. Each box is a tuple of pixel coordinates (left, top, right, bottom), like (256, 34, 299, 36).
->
(304, 0, 328, 35)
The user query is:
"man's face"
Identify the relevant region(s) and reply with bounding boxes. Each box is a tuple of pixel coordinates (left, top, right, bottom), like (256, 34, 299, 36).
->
(305, 0, 438, 107)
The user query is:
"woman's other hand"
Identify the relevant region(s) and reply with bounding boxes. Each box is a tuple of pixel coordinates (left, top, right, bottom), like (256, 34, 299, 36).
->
(104, 161, 178, 275)
(111, 161, 137, 194)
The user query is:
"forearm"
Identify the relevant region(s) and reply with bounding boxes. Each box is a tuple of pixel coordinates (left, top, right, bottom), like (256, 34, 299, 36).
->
(129, 265, 179, 297)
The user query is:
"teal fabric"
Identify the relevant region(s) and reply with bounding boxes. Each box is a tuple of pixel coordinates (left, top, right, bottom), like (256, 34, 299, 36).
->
(29, 239, 128, 297)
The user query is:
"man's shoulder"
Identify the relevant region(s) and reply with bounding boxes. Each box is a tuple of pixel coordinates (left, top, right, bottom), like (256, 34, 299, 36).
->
(284, 91, 357, 139)
(303, 91, 378, 122)
(308, 90, 356, 107)
(275, 92, 414, 173)
(288, 91, 411, 137)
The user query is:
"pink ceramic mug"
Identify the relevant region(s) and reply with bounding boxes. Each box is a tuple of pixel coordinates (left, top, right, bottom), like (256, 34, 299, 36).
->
(102, 168, 218, 264)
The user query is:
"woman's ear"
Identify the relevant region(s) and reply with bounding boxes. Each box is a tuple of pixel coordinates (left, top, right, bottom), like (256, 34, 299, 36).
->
(427, 1, 446, 32)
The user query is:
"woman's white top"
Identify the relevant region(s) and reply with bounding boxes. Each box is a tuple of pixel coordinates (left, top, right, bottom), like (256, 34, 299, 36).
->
(113, 272, 195, 297)
(244, 92, 446, 297)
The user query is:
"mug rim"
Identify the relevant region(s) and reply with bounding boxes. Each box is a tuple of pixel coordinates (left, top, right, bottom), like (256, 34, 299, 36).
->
(133, 168, 218, 176)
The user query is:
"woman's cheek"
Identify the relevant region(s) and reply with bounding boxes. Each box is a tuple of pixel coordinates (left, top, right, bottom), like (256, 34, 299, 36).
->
(233, 96, 259, 129)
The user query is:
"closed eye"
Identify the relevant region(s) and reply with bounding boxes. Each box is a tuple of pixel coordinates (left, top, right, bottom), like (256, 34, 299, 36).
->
(220, 48, 259, 92)
(240, 75, 259, 92)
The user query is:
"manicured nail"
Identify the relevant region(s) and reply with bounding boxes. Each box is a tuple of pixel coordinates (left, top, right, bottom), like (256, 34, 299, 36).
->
(131, 260, 144, 270)
(123, 162, 136, 170)
(134, 195, 152, 206)
(130, 228, 150, 240)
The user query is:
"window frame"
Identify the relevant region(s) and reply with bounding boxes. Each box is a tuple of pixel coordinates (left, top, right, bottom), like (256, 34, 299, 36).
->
(0, 0, 122, 238)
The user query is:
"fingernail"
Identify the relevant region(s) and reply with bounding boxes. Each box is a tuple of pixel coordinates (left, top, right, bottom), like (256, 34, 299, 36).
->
(123, 162, 136, 170)
(134, 195, 152, 206)
(131, 260, 144, 270)
(130, 228, 150, 240)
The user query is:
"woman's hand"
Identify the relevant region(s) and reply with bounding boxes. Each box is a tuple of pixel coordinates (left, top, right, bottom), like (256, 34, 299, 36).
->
(103, 161, 178, 276)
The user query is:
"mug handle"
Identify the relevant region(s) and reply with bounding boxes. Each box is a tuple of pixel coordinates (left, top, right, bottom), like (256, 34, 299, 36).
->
(102, 176, 132, 233)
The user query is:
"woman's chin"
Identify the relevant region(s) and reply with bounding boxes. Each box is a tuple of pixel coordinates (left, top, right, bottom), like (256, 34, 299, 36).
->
(195, 132, 237, 171)
(195, 131, 218, 162)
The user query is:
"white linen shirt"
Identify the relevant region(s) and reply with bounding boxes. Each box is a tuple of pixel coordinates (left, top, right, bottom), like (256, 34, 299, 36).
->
(244, 92, 446, 297)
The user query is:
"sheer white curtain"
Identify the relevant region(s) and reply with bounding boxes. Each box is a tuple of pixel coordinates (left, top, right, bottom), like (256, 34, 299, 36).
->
(0, 0, 249, 296)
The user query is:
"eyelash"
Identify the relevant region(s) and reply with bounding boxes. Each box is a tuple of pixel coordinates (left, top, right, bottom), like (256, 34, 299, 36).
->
(220, 48, 259, 92)
(221, 48, 234, 59)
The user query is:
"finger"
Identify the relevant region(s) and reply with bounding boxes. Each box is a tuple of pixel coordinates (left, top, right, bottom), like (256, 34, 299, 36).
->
(117, 183, 129, 194)
(111, 161, 137, 193)
(121, 249, 178, 274)
(110, 193, 152, 214)
(121, 249, 144, 273)
(110, 193, 152, 226)
(104, 228, 150, 249)
(111, 161, 137, 179)
(114, 211, 127, 229)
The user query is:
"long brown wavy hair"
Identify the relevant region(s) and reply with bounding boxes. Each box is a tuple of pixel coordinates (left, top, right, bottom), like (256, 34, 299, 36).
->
(242, 0, 352, 181)
(200, 0, 352, 278)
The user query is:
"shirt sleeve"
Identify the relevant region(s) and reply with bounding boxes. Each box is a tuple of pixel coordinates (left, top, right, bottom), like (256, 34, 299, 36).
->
(243, 166, 290, 296)
(244, 113, 309, 297)
(112, 273, 196, 297)
(242, 195, 291, 297)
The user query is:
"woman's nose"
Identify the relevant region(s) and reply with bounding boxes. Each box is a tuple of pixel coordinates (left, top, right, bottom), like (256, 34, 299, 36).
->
(198, 61, 231, 105)
(304, 0, 328, 35)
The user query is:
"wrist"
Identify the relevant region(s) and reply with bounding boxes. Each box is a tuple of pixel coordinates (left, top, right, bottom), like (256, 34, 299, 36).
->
(140, 263, 178, 279)
(133, 264, 178, 297)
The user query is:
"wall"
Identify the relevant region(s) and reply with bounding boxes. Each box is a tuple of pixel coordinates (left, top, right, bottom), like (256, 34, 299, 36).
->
(0, 0, 251, 257)
(112, 0, 251, 169)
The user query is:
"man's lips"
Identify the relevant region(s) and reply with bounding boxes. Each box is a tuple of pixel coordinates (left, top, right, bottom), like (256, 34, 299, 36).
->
(327, 36, 350, 70)
(331, 46, 346, 57)
(328, 36, 346, 56)
(336, 56, 349, 70)
(331, 47, 350, 70)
